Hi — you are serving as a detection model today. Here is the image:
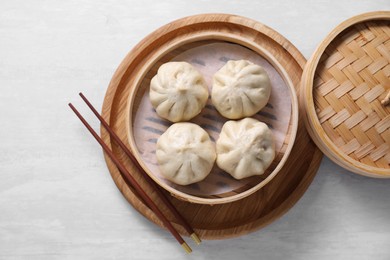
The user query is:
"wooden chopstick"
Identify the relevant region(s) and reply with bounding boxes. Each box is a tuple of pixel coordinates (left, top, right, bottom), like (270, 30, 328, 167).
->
(78, 92, 201, 245)
(68, 103, 192, 254)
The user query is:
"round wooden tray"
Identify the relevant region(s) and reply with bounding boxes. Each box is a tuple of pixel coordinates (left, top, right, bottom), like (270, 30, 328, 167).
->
(301, 11, 390, 178)
(101, 14, 322, 239)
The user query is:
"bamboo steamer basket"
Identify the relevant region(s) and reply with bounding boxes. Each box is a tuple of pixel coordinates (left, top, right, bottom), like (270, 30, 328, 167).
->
(123, 14, 300, 204)
(301, 11, 390, 178)
(102, 14, 321, 237)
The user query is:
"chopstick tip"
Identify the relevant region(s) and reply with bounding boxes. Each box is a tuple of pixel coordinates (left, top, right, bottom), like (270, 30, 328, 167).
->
(181, 242, 192, 254)
(190, 233, 201, 245)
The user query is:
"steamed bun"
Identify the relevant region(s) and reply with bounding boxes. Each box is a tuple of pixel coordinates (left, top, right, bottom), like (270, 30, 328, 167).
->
(212, 60, 271, 119)
(156, 122, 216, 185)
(216, 118, 275, 179)
(150, 62, 209, 122)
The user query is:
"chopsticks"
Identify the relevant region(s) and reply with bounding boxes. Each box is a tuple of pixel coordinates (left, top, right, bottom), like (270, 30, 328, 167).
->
(78, 93, 201, 244)
(69, 94, 199, 253)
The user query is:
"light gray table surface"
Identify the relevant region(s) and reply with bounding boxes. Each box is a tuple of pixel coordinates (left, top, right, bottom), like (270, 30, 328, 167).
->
(1, 1, 389, 259)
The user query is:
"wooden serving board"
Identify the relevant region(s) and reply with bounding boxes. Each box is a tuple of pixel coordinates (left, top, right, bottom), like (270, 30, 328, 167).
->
(101, 14, 323, 239)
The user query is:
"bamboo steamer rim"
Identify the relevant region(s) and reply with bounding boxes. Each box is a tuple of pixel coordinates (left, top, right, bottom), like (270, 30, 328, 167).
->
(123, 13, 300, 204)
(301, 11, 390, 178)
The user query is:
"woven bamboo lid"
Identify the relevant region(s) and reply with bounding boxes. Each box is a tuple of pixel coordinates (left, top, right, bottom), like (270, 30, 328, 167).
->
(301, 11, 390, 178)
